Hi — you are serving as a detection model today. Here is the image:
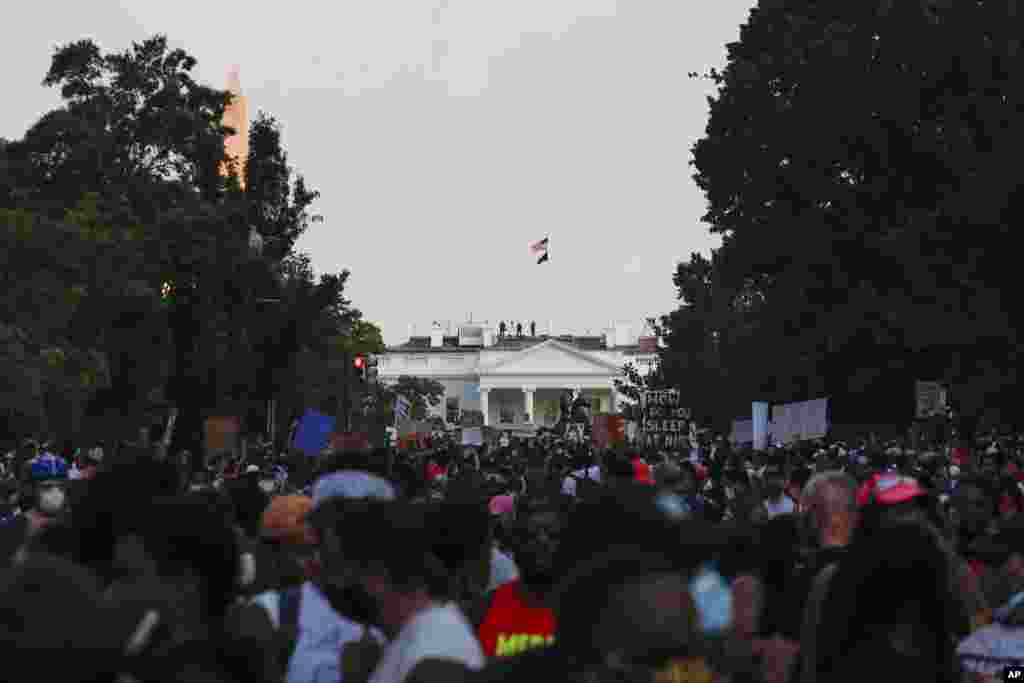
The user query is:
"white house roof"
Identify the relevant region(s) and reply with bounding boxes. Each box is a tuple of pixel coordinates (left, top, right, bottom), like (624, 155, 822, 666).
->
(478, 338, 623, 376)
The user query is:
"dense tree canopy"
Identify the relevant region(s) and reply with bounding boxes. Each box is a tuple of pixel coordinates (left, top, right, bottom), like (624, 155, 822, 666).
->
(666, 0, 1024, 433)
(0, 35, 373, 448)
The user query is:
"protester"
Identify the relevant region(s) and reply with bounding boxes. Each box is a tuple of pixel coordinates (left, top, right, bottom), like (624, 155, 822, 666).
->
(474, 495, 568, 657)
(958, 521, 1024, 677)
(9, 418, 1024, 683)
(807, 519, 964, 683)
(286, 470, 394, 683)
(321, 499, 485, 683)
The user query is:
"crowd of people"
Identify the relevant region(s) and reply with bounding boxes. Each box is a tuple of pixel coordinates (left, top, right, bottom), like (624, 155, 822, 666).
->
(2, 427, 1024, 682)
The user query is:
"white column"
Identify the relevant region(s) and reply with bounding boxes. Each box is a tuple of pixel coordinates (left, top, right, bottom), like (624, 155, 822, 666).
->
(480, 388, 490, 426)
(523, 385, 535, 424)
(610, 387, 620, 415)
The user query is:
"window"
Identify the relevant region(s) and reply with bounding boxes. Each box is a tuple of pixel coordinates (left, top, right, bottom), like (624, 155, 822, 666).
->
(500, 407, 515, 424)
(446, 397, 460, 424)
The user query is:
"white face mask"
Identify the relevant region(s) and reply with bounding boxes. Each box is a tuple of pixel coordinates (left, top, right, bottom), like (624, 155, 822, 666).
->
(259, 480, 276, 494)
(38, 486, 65, 515)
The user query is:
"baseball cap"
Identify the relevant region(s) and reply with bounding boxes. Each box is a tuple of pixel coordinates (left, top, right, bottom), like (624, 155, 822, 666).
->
(862, 473, 929, 505)
(311, 470, 396, 508)
(489, 494, 515, 516)
(245, 465, 260, 474)
(261, 495, 315, 546)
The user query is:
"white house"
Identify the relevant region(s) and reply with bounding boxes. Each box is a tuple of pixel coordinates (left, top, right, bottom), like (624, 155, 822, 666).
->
(377, 320, 660, 431)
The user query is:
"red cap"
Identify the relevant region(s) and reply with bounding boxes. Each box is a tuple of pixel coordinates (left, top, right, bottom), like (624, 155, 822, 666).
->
(862, 473, 928, 506)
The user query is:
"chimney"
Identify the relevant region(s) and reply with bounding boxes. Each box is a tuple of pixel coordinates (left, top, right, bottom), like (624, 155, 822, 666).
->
(407, 324, 414, 341)
(548, 320, 554, 337)
(615, 322, 631, 348)
(605, 321, 615, 349)
(430, 321, 444, 348)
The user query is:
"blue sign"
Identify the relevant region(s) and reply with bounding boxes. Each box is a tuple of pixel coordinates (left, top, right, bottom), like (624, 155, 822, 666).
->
(292, 409, 336, 457)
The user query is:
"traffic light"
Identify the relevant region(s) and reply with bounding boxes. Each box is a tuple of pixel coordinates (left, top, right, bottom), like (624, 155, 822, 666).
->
(354, 354, 366, 382)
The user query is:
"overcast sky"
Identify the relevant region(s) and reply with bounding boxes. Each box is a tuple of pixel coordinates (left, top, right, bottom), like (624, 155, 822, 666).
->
(3, 0, 754, 346)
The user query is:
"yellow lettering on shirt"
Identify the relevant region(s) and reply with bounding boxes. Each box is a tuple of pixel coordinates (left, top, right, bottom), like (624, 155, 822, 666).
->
(493, 633, 557, 657)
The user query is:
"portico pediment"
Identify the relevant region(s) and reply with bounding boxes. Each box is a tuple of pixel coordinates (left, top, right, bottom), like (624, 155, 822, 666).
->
(478, 339, 622, 376)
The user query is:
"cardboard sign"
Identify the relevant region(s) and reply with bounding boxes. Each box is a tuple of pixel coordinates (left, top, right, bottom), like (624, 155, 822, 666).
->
(641, 390, 690, 449)
(329, 432, 370, 452)
(292, 410, 336, 457)
(462, 427, 483, 446)
(591, 414, 626, 449)
(204, 416, 240, 455)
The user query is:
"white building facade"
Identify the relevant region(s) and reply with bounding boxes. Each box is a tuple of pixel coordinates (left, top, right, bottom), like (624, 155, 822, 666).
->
(377, 321, 659, 431)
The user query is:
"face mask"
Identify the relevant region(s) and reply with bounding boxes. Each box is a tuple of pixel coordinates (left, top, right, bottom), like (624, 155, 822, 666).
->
(37, 486, 65, 515)
(259, 479, 276, 494)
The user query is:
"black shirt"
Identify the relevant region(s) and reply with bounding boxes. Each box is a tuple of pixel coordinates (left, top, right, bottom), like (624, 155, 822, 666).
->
(775, 545, 847, 641)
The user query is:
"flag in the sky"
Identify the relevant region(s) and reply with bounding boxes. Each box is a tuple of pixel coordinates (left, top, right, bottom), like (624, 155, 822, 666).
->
(530, 237, 550, 264)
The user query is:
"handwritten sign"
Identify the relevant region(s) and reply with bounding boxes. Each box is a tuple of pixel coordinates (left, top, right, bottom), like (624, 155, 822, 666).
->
(640, 390, 691, 449)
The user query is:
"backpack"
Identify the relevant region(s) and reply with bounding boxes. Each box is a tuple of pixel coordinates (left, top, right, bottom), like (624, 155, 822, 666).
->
(276, 584, 303, 676)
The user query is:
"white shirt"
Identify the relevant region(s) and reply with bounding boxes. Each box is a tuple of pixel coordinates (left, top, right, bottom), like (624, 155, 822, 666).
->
(368, 603, 484, 683)
(285, 582, 386, 683)
(487, 547, 519, 593)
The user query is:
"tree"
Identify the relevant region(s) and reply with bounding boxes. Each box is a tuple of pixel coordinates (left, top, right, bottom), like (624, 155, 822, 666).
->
(683, 0, 1024, 429)
(385, 376, 444, 421)
(0, 35, 360, 451)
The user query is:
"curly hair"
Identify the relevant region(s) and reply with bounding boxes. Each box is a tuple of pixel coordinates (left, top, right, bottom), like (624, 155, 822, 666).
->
(814, 519, 963, 682)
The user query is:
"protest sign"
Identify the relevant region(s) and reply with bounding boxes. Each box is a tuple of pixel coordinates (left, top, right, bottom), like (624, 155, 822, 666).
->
(770, 398, 829, 444)
(292, 410, 336, 457)
(329, 432, 370, 452)
(641, 390, 690, 449)
(462, 427, 483, 446)
(915, 381, 947, 419)
(204, 416, 241, 455)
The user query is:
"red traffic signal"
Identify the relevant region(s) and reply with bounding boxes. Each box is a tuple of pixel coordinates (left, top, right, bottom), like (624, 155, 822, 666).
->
(354, 355, 366, 369)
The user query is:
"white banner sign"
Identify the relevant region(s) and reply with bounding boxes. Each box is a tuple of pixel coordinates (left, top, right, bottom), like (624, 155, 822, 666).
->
(770, 398, 829, 444)
(752, 402, 770, 451)
(731, 419, 753, 445)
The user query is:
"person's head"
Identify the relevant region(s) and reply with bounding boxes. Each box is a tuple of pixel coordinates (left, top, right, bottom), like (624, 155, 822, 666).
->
(952, 476, 997, 536)
(431, 498, 493, 600)
(802, 471, 858, 548)
(787, 465, 812, 504)
(508, 495, 572, 595)
(658, 462, 697, 498)
(0, 553, 123, 683)
(997, 475, 1024, 521)
(762, 464, 786, 500)
(319, 500, 447, 635)
(224, 475, 270, 539)
(552, 498, 725, 679)
(260, 495, 316, 585)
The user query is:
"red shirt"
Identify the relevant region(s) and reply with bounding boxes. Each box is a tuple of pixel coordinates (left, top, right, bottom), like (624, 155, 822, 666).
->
(632, 457, 655, 485)
(477, 580, 556, 658)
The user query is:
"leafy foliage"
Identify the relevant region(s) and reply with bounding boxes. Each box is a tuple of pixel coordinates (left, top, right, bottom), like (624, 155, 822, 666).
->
(383, 376, 445, 421)
(675, 0, 1024, 431)
(0, 35, 369, 447)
